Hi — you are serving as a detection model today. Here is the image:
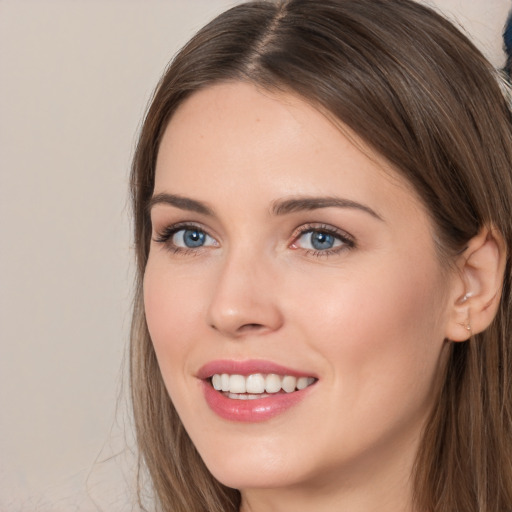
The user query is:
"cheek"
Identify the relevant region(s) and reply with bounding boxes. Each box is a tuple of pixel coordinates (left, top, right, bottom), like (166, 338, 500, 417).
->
(143, 258, 205, 377)
(294, 254, 449, 407)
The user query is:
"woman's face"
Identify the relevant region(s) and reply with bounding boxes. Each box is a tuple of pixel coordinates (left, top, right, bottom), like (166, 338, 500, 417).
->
(144, 82, 455, 501)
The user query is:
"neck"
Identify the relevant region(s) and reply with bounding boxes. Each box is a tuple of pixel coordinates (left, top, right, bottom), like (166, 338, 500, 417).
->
(240, 477, 415, 512)
(239, 432, 420, 512)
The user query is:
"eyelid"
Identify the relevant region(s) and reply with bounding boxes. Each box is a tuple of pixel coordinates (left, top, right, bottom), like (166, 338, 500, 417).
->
(152, 220, 355, 258)
(289, 223, 355, 255)
(153, 221, 218, 253)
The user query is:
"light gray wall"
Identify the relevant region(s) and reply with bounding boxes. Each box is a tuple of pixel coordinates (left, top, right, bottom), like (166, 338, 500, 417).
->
(0, 0, 509, 510)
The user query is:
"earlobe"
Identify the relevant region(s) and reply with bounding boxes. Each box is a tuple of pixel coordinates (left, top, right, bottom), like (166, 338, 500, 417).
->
(445, 226, 506, 342)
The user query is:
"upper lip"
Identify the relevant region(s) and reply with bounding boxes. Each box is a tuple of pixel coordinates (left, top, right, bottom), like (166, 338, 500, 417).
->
(196, 359, 317, 380)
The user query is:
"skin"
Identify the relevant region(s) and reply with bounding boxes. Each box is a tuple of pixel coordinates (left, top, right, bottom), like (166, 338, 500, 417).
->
(143, 82, 459, 512)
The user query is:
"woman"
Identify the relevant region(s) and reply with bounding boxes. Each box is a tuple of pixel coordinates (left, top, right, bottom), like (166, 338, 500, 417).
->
(130, 0, 512, 510)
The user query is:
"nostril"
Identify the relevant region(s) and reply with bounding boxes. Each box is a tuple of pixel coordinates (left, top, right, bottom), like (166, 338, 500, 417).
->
(209, 322, 263, 332)
(238, 323, 265, 333)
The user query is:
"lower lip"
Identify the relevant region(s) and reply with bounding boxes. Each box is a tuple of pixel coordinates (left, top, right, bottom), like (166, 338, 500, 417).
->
(202, 380, 313, 422)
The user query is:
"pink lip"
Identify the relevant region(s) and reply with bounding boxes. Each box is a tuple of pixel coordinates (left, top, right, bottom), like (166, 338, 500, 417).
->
(197, 359, 317, 423)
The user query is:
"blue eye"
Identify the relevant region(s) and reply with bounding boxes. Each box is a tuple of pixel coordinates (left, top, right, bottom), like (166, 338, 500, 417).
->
(173, 228, 214, 248)
(294, 227, 351, 253)
(309, 231, 336, 250)
(153, 224, 218, 253)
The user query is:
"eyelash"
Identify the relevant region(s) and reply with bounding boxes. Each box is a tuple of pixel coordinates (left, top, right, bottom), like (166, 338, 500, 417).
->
(152, 222, 355, 258)
(153, 222, 212, 256)
(290, 223, 355, 257)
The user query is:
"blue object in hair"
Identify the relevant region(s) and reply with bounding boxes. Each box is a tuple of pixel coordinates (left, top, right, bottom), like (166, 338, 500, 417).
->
(505, 11, 512, 54)
(504, 10, 512, 75)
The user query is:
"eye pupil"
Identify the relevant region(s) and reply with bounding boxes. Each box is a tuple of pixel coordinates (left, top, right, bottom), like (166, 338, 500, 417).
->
(311, 231, 334, 250)
(184, 229, 205, 247)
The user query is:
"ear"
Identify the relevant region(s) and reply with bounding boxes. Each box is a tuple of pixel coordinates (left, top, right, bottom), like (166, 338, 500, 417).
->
(445, 226, 506, 342)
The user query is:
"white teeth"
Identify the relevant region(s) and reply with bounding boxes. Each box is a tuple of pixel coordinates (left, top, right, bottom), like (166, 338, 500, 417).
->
(229, 374, 246, 394)
(246, 374, 265, 394)
(211, 373, 316, 395)
(221, 373, 230, 392)
(265, 373, 282, 393)
(297, 376, 310, 390)
(282, 375, 297, 393)
(212, 374, 222, 391)
(227, 393, 267, 400)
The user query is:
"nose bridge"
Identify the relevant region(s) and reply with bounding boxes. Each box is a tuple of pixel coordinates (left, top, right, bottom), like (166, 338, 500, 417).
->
(206, 242, 283, 337)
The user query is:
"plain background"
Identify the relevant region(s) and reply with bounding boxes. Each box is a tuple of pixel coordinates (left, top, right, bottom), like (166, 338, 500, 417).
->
(0, 0, 510, 510)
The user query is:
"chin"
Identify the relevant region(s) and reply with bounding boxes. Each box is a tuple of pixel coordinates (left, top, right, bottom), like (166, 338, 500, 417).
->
(208, 462, 304, 491)
(196, 441, 306, 490)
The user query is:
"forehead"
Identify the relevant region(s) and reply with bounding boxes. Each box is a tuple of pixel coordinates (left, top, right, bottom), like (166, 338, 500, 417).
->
(155, 81, 426, 222)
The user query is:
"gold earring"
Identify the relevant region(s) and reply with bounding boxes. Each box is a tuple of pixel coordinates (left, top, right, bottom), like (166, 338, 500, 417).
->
(457, 321, 472, 333)
(459, 292, 473, 304)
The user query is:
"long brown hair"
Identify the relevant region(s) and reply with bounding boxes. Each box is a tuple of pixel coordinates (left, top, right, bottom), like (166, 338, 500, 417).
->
(130, 1, 512, 510)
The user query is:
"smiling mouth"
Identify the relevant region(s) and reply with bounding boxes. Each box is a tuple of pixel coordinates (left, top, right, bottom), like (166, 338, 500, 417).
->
(210, 373, 317, 399)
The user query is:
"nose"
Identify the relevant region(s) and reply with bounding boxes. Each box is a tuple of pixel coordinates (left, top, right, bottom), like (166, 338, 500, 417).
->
(206, 249, 284, 338)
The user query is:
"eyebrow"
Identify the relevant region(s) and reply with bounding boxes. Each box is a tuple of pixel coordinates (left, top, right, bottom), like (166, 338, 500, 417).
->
(148, 193, 214, 216)
(148, 192, 383, 221)
(271, 196, 383, 221)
